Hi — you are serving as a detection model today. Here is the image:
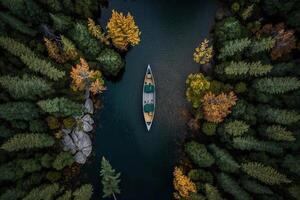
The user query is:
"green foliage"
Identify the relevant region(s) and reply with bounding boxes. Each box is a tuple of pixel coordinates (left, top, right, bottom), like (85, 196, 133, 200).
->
(52, 152, 74, 170)
(1, 133, 55, 152)
(29, 119, 47, 133)
(217, 173, 251, 200)
(46, 171, 61, 182)
(73, 184, 94, 200)
(73, 0, 98, 18)
(208, 144, 240, 173)
(241, 179, 273, 194)
(250, 37, 275, 54)
(253, 77, 300, 94)
(41, 154, 54, 168)
(0, 102, 39, 121)
(37, 97, 83, 117)
(241, 162, 291, 185)
(56, 190, 72, 200)
(46, 116, 60, 130)
(0, 12, 36, 36)
(69, 23, 103, 58)
(257, 105, 300, 125)
(202, 122, 217, 136)
(231, 100, 257, 125)
(186, 193, 206, 200)
(234, 82, 247, 93)
(224, 61, 272, 77)
(232, 136, 283, 154)
(0, 125, 12, 138)
(218, 38, 251, 60)
(23, 184, 60, 200)
(50, 13, 73, 32)
(0, 75, 52, 99)
(205, 184, 223, 200)
(265, 125, 295, 142)
(288, 185, 300, 200)
(224, 120, 249, 136)
(100, 157, 121, 199)
(185, 141, 215, 168)
(188, 169, 213, 183)
(96, 48, 124, 76)
(0, 36, 33, 58)
(282, 154, 300, 176)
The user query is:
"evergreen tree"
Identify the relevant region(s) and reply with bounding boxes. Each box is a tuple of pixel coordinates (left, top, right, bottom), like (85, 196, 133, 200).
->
(257, 105, 300, 125)
(0, 12, 37, 36)
(23, 184, 60, 200)
(0, 36, 32, 57)
(69, 23, 103, 58)
(205, 184, 223, 200)
(249, 37, 275, 54)
(37, 97, 83, 117)
(0, 188, 25, 200)
(241, 162, 291, 185)
(1, 133, 55, 152)
(100, 157, 121, 200)
(52, 152, 74, 170)
(224, 61, 272, 77)
(61, 35, 78, 60)
(188, 169, 213, 183)
(56, 190, 72, 200)
(224, 120, 249, 136)
(282, 154, 300, 176)
(241, 178, 274, 195)
(73, 184, 93, 200)
(0, 102, 39, 121)
(208, 144, 240, 173)
(96, 48, 124, 76)
(253, 77, 300, 94)
(265, 125, 295, 142)
(202, 122, 217, 136)
(232, 136, 283, 154)
(218, 38, 251, 60)
(50, 13, 73, 32)
(217, 173, 251, 200)
(185, 141, 215, 168)
(0, 75, 52, 99)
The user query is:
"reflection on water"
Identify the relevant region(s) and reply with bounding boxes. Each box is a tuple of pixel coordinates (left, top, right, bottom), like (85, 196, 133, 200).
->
(83, 0, 219, 199)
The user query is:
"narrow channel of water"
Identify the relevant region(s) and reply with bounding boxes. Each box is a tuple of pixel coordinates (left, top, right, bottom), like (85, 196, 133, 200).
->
(83, 1, 219, 199)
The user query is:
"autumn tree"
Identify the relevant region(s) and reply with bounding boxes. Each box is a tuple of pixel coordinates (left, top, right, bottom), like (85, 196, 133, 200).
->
(87, 18, 110, 45)
(44, 38, 68, 63)
(61, 35, 78, 60)
(70, 58, 106, 95)
(1, 133, 55, 152)
(193, 39, 213, 64)
(186, 73, 210, 108)
(107, 10, 141, 50)
(100, 157, 121, 200)
(202, 91, 237, 123)
(173, 167, 196, 199)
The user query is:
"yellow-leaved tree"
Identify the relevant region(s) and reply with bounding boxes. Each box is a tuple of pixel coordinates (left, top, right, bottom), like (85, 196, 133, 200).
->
(70, 58, 106, 95)
(193, 38, 213, 65)
(107, 10, 141, 50)
(173, 167, 196, 199)
(87, 18, 110, 45)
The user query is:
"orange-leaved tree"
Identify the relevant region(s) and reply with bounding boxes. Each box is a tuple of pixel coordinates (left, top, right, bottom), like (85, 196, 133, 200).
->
(202, 91, 237, 123)
(107, 10, 141, 50)
(44, 38, 68, 63)
(70, 58, 106, 95)
(173, 166, 196, 199)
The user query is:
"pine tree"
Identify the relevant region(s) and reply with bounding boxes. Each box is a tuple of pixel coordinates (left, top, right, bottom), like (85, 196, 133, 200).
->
(73, 184, 94, 200)
(224, 61, 272, 77)
(100, 157, 121, 200)
(96, 48, 124, 76)
(205, 184, 223, 200)
(241, 162, 291, 185)
(56, 190, 72, 200)
(208, 144, 240, 173)
(265, 125, 295, 141)
(61, 35, 78, 60)
(52, 152, 74, 170)
(173, 166, 196, 199)
(185, 141, 215, 168)
(69, 23, 103, 58)
(253, 77, 300, 94)
(23, 184, 60, 200)
(0, 12, 37, 36)
(282, 154, 300, 176)
(0, 102, 39, 121)
(50, 13, 73, 32)
(37, 97, 83, 117)
(249, 37, 275, 54)
(0, 36, 33, 57)
(0, 75, 52, 99)
(0, 188, 25, 200)
(257, 105, 300, 125)
(218, 38, 251, 60)
(217, 173, 251, 200)
(1, 133, 55, 152)
(224, 120, 249, 136)
(188, 169, 213, 183)
(241, 178, 273, 195)
(232, 136, 283, 154)
(202, 122, 217, 136)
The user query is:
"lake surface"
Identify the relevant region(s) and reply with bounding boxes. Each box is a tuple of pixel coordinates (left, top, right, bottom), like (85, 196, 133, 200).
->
(83, 0, 219, 199)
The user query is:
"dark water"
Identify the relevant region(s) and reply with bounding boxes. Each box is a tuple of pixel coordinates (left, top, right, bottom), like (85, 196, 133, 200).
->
(83, 0, 219, 199)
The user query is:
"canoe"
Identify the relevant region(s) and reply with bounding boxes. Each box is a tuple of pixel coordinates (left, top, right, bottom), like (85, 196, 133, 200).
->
(143, 65, 155, 131)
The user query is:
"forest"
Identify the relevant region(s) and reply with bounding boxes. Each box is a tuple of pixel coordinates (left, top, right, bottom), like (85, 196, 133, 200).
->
(174, 0, 300, 200)
(0, 0, 139, 199)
